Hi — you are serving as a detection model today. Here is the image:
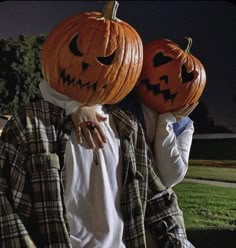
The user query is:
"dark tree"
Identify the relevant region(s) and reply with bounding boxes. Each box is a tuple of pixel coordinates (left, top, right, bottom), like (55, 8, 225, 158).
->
(0, 34, 47, 114)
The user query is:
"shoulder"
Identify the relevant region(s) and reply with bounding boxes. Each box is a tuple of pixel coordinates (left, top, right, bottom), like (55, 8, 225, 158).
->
(107, 105, 147, 149)
(1, 100, 66, 144)
(25, 99, 65, 119)
(20, 99, 65, 126)
(108, 105, 143, 131)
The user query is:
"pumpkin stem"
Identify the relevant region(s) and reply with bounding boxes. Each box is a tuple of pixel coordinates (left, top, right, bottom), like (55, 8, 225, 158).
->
(102, 0, 119, 21)
(183, 37, 192, 53)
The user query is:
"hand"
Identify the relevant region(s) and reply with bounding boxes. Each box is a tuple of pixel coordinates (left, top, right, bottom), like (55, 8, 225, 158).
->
(71, 105, 107, 149)
(172, 102, 198, 121)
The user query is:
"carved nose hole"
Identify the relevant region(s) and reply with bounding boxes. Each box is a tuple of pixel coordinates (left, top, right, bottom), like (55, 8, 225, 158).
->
(82, 62, 89, 71)
(160, 75, 168, 84)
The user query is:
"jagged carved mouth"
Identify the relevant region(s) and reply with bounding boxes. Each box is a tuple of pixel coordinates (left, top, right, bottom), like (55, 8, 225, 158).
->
(60, 68, 107, 91)
(140, 78, 177, 101)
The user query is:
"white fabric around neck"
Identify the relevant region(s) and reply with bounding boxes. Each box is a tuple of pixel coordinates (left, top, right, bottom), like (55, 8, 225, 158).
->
(39, 79, 83, 115)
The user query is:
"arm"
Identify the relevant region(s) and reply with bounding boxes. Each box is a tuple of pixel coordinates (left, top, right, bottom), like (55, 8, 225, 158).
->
(0, 117, 36, 247)
(144, 144, 193, 247)
(144, 145, 194, 247)
(154, 113, 194, 187)
(124, 112, 193, 247)
(141, 103, 196, 188)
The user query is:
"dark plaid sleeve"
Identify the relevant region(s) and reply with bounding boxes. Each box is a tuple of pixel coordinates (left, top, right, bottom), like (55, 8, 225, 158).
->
(0, 114, 37, 248)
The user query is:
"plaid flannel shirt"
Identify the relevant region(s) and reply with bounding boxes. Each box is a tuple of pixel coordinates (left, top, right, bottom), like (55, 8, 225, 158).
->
(0, 100, 194, 248)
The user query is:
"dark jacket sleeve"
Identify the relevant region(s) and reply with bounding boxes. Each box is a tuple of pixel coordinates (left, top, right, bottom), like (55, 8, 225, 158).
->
(0, 114, 37, 247)
(145, 143, 193, 247)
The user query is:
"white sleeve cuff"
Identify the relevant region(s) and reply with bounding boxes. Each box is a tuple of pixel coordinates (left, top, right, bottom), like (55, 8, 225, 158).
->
(64, 101, 83, 115)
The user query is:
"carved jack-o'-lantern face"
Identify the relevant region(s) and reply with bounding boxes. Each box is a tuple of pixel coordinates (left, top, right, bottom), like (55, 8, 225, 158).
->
(135, 38, 206, 113)
(41, 1, 143, 104)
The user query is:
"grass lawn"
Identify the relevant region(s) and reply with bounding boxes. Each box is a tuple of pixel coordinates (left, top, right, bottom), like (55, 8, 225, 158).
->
(186, 163, 236, 183)
(174, 181, 236, 228)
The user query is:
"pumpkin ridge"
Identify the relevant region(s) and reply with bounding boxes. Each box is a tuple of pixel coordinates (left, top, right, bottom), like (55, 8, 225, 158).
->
(81, 19, 105, 102)
(112, 26, 133, 103)
(102, 22, 127, 103)
(187, 57, 205, 104)
(112, 22, 143, 103)
(90, 20, 116, 103)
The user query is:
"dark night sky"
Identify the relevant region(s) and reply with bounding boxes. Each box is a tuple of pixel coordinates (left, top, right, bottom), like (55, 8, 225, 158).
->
(0, 1, 236, 132)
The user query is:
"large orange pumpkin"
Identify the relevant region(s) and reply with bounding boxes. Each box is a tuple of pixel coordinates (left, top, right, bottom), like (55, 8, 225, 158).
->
(41, 1, 143, 104)
(135, 37, 206, 113)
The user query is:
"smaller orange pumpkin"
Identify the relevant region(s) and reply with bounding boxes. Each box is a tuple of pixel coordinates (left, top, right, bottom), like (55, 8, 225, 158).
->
(135, 37, 206, 113)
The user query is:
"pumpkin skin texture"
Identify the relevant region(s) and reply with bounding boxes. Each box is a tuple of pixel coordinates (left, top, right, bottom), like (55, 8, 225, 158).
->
(135, 38, 206, 113)
(41, 2, 143, 105)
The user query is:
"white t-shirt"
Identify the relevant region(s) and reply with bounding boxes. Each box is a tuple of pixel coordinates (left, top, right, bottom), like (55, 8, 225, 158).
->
(64, 106, 125, 248)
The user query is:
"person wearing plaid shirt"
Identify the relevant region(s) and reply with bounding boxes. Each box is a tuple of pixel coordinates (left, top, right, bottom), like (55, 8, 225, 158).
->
(0, 96, 194, 247)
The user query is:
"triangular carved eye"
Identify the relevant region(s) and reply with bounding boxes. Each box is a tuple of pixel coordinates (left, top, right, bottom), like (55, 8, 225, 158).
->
(153, 52, 173, 67)
(97, 50, 116, 65)
(69, 34, 83, 56)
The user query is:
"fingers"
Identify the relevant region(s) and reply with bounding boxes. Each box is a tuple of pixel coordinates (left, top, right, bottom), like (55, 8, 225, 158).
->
(70, 105, 107, 149)
(95, 124, 107, 144)
(95, 114, 107, 143)
(182, 102, 199, 116)
(173, 101, 199, 120)
(172, 106, 188, 120)
(174, 105, 188, 116)
(96, 113, 107, 122)
(91, 128, 106, 148)
(82, 126, 97, 149)
(74, 121, 106, 149)
(75, 125, 82, 144)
